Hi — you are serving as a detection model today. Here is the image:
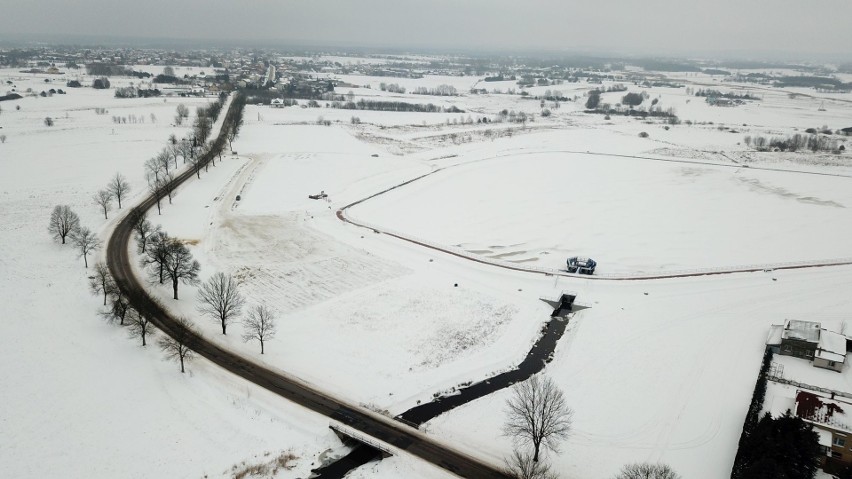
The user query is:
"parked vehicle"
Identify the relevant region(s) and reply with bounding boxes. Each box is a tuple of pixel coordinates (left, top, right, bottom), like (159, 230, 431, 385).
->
(566, 256, 596, 275)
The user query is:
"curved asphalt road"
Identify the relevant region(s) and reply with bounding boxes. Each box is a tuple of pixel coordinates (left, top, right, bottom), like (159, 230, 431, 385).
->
(106, 97, 509, 479)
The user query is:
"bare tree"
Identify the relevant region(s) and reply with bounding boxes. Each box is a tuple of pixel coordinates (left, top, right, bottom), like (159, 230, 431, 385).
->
(158, 170, 176, 204)
(142, 230, 170, 284)
(164, 239, 200, 300)
(163, 66, 175, 77)
(167, 134, 180, 168)
(178, 138, 195, 166)
(145, 157, 166, 214)
(155, 148, 172, 176)
(150, 176, 166, 215)
(93, 189, 114, 219)
(103, 289, 131, 326)
(0, 134, 6, 144)
(504, 375, 573, 462)
(242, 304, 276, 353)
(158, 317, 196, 373)
(187, 149, 202, 179)
(175, 103, 189, 125)
(197, 272, 243, 334)
(89, 261, 115, 305)
(193, 115, 212, 145)
(127, 308, 154, 346)
(504, 450, 559, 479)
(72, 227, 101, 268)
(227, 127, 237, 151)
(108, 173, 131, 209)
(48, 205, 80, 244)
(613, 463, 680, 479)
(130, 210, 157, 254)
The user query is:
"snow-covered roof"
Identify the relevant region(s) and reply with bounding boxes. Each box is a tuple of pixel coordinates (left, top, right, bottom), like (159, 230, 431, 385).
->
(783, 319, 821, 343)
(816, 329, 847, 363)
(766, 324, 784, 346)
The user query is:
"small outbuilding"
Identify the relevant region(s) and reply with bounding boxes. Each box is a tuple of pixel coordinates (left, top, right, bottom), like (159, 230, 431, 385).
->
(815, 330, 847, 372)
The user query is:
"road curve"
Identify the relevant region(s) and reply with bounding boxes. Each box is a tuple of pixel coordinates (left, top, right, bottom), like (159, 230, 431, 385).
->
(106, 96, 509, 479)
(336, 151, 852, 281)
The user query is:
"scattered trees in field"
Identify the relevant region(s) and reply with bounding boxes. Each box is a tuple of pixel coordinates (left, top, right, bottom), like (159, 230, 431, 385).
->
(158, 317, 196, 373)
(504, 450, 558, 479)
(108, 173, 130, 209)
(92, 77, 110, 89)
(335, 99, 462, 113)
(585, 90, 601, 109)
(48, 205, 80, 244)
(72, 226, 101, 268)
(127, 308, 154, 346)
(93, 189, 114, 219)
(412, 84, 457, 96)
(621, 92, 647, 107)
(44, 116, 54, 127)
(89, 262, 115, 305)
(613, 463, 680, 479)
(242, 304, 276, 353)
(744, 133, 844, 153)
(504, 375, 573, 462)
(198, 272, 244, 335)
(379, 82, 405, 93)
(175, 103, 189, 125)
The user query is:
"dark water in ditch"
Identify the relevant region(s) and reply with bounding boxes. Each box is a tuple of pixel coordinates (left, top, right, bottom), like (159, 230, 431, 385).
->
(310, 305, 573, 478)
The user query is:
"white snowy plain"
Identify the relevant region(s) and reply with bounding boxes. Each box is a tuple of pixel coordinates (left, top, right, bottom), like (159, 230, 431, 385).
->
(3, 63, 852, 479)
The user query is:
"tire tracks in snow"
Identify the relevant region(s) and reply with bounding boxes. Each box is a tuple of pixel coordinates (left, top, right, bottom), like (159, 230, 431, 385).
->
(336, 149, 852, 281)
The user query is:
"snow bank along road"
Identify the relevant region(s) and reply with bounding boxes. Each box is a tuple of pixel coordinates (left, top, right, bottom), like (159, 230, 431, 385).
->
(337, 150, 852, 280)
(106, 96, 508, 479)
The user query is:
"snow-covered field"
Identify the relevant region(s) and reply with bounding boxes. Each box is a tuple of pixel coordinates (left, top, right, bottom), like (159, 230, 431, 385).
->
(349, 146, 852, 274)
(0, 69, 354, 478)
(4, 61, 852, 479)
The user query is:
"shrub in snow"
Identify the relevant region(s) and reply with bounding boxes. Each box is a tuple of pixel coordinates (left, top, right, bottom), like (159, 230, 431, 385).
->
(639, 131, 649, 138)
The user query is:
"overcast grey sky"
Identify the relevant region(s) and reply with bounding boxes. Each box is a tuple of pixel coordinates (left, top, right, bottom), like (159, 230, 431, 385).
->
(1, 0, 849, 60)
